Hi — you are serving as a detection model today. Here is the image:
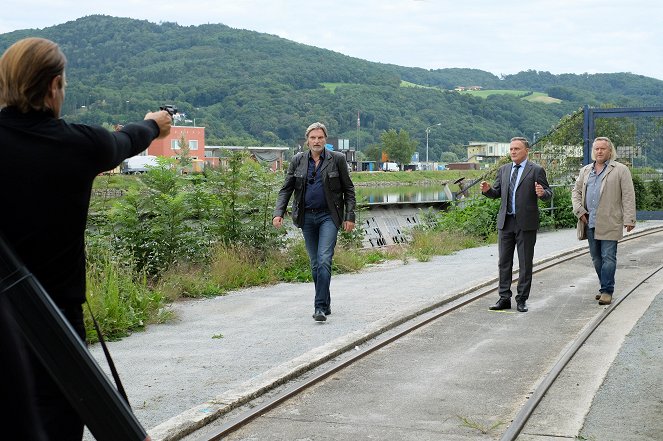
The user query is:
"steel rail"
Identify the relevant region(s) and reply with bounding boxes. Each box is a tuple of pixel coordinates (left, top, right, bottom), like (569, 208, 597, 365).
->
(500, 261, 663, 440)
(197, 226, 663, 441)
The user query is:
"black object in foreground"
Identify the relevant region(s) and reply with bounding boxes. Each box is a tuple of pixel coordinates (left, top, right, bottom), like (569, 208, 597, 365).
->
(0, 235, 150, 441)
(160, 104, 178, 115)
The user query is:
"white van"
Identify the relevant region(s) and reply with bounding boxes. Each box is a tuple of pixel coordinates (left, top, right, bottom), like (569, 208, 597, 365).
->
(121, 155, 158, 174)
(381, 162, 399, 172)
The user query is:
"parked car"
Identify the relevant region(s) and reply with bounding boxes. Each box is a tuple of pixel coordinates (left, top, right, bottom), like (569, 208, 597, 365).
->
(381, 162, 399, 172)
(121, 155, 158, 174)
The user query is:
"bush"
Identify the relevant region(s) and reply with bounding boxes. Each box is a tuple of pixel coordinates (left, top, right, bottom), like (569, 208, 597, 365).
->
(545, 185, 576, 229)
(632, 174, 648, 210)
(436, 197, 501, 239)
(646, 178, 663, 210)
(85, 247, 170, 343)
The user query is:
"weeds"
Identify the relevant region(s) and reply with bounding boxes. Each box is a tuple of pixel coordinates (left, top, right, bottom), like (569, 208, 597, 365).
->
(85, 159, 560, 342)
(457, 415, 505, 434)
(84, 249, 171, 343)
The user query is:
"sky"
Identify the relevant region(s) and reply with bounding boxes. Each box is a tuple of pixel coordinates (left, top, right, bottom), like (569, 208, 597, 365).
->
(2, 0, 663, 80)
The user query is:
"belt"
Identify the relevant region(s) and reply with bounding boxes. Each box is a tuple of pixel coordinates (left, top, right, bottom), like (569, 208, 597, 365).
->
(305, 208, 329, 213)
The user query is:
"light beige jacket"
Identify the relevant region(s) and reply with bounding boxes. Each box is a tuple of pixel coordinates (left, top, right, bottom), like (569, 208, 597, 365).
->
(571, 160, 636, 241)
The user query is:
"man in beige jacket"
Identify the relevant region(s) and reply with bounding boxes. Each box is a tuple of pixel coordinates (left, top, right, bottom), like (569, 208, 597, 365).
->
(572, 137, 636, 305)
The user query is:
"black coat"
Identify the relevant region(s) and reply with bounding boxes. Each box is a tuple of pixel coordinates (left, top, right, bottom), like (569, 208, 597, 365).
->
(0, 107, 160, 307)
(274, 150, 356, 229)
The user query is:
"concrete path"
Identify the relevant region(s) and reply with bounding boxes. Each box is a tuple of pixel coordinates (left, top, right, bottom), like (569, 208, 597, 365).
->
(85, 222, 663, 440)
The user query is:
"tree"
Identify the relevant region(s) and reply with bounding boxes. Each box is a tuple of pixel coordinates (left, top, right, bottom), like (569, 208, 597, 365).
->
(363, 143, 383, 163)
(380, 129, 417, 168)
(178, 133, 192, 168)
(440, 151, 459, 163)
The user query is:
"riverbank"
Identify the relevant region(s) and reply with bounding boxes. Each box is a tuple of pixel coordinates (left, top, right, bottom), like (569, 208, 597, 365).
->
(350, 169, 483, 186)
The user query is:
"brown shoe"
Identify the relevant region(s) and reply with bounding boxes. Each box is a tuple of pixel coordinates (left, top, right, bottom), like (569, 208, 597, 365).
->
(595, 293, 601, 300)
(598, 293, 612, 305)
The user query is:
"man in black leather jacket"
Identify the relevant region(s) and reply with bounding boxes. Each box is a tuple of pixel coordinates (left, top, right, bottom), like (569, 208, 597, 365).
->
(273, 122, 356, 321)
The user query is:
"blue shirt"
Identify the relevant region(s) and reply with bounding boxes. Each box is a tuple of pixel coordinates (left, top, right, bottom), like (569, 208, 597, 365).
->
(508, 159, 527, 214)
(586, 160, 608, 228)
(304, 151, 327, 210)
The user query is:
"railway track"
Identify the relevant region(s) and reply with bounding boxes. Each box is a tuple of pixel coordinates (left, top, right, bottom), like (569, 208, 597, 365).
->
(180, 226, 663, 441)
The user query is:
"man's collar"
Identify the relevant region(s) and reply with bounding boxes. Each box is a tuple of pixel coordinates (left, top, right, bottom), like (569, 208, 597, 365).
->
(513, 159, 528, 167)
(309, 149, 326, 160)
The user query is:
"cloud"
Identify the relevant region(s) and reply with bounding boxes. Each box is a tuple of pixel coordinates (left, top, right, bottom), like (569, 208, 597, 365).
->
(1, 0, 662, 80)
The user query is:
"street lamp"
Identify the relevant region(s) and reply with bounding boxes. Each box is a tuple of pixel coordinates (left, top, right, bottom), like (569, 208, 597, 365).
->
(425, 123, 442, 165)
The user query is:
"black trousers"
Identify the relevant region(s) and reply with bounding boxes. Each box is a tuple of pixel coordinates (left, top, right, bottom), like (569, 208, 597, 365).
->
(498, 215, 537, 302)
(29, 304, 86, 441)
(0, 295, 48, 441)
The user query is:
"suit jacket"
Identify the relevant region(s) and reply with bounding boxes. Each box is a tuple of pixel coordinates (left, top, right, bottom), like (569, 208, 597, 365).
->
(571, 160, 636, 241)
(483, 160, 552, 231)
(274, 149, 356, 229)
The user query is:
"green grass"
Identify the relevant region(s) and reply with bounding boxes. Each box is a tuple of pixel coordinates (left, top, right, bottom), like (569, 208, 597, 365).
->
(351, 169, 483, 184)
(457, 415, 505, 434)
(85, 252, 172, 343)
(524, 91, 562, 103)
(461, 89, 561, 103)
(400, 80, 442, 90)
(400, 80, 561, 104)
(84, 168, 498, 342)
(461, 89, 530, 98)
(93, 173, 146, 191)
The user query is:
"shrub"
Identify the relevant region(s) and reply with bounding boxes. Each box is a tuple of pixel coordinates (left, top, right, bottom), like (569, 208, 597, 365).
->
(85, 248, 170, 343)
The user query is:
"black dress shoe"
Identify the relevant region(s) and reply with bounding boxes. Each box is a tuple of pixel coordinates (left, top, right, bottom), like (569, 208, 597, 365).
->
(324, 308, 331, 316)
(489, 299, 511, 310)
(313, 309, 327, 321)
(516, 302, 528, 312)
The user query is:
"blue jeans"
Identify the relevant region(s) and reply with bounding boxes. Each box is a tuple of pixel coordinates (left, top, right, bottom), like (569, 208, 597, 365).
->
(586, 227, 618, 294)
(301, 211, 338, 311)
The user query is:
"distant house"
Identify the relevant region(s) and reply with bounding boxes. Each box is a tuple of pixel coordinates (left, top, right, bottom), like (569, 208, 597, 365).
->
(466, 140, 586, 167)
(453, 86, 483, 92)
(465, 141, 511, 165)
(205, 146, 289, 171)
(146, 125, 206, 162)
(139, 126, 289, 171)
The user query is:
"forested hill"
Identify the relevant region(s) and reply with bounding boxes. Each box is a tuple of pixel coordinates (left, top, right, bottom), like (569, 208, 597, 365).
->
(1, 15, 662, 160)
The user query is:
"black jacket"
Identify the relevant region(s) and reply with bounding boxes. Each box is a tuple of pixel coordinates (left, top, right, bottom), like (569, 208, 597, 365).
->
(274, 149, 356, 228)
(0, 107, 160, 307)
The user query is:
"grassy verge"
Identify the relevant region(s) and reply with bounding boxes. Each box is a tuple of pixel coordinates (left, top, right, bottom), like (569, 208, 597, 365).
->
(83, 164, 578, 342)
(351, 169, 483, 184)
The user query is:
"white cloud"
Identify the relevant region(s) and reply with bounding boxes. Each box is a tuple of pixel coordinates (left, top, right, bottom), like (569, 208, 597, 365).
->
(1, 0, 662, 80)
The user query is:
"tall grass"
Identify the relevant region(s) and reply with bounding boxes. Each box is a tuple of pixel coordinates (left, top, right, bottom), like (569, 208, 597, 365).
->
(85, 162, 517, 341)
(85, 251, 171, 343)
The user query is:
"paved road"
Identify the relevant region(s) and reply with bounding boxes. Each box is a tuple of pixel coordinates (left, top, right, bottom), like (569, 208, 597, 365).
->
(208, 230, 663, 441)
(84, 223, 663, 440)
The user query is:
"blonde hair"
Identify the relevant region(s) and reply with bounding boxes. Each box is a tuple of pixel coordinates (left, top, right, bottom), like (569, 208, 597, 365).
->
(592, 136, 618, 161)
(0, 37, 66, 112)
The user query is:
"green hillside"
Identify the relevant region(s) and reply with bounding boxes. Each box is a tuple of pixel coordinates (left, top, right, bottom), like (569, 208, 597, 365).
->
(1, 15, 661, 162)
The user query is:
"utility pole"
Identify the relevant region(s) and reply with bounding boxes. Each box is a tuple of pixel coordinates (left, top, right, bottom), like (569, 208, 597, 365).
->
(356, 110, 360, 151)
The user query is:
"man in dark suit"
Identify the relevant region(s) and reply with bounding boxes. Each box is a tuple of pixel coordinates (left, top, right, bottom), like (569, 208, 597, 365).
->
(480, 137, 552, 312)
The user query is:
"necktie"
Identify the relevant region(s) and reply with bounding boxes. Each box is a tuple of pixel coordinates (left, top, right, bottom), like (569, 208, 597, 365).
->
(508, 164, 521, 214)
